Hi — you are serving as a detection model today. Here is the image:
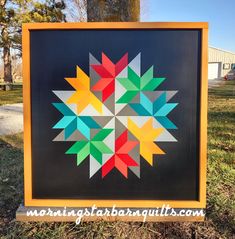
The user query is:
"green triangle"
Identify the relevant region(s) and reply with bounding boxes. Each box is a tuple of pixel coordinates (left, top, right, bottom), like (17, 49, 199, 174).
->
(92, 128, 113, 141)
(92, 141, 113, 154)
(142, 78, 165, 90)
(76, 143, 90, 165)
(90, 143, 102, 164)
(128, 67, 141, 89)
(141, 66, 154, 89)
(117, 77, 138, 90)
(66, 141, 88, 154)
(116, 91, 138, 104)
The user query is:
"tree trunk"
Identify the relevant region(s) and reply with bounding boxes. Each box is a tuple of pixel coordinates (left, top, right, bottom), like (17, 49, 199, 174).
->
(87, 0, 140, 22)
(2, 26, 13, 84)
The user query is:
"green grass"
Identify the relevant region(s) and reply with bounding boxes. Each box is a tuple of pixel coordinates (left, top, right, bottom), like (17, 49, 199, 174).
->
(206, 80, 235, 236)
(0, 85, 23, 105)
(0, 81, 234, 238)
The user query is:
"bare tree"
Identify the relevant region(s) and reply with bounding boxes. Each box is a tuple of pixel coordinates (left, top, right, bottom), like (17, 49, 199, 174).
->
(65, 0, 87, 22)
(11, 53, 22, 82)
(87, 0, 140, 22)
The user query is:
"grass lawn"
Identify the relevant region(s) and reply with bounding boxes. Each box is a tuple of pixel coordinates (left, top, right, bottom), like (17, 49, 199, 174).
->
(0, 85, 23, 106)
(0, 81, 234, 238)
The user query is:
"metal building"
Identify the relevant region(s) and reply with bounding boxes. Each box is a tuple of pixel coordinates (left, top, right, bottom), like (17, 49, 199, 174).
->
(208, 46, 235, 80)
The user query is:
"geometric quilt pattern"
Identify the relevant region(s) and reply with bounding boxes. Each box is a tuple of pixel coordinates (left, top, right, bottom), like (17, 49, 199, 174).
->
(52, 53, 178, 178)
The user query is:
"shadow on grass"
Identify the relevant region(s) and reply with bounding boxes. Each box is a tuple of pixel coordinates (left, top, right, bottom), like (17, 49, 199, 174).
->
(209, 111, 235, 120)
(0, 137, 23, 220)
(208, 80, 235, 99)
(0, 85, 23, 106)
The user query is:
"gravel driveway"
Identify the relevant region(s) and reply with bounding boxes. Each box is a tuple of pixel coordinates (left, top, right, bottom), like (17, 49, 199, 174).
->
(0, 103, 23, 135)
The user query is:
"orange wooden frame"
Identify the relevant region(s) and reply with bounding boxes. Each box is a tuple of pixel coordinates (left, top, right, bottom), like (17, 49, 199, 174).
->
(22, 22, 208, 208)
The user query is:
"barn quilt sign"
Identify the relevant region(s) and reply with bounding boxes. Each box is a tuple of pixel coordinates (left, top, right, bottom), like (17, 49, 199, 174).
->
(22, 22, 208, 220)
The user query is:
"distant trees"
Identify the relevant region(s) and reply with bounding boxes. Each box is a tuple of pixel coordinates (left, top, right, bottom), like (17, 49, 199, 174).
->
(0, 0, 141, 89)
(0, 0, 66, 87)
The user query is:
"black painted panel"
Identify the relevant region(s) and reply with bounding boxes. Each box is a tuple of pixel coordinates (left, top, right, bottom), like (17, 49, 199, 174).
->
(30, 29, 201, 200)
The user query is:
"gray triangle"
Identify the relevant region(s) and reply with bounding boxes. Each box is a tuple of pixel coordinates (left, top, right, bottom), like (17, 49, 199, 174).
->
(145, 91, 178, 102)
(128, 130, 139, 142)
(129, 165, 140, 178)
(116, 66, 128, 78)
(67, 130, 87, 141)
(103, 94, 115, 114)
(53, 129, 87, 142)
(116, 92, 140, 116)
(115, 117, 128, 139)
(53, 130, 65, 141)
(52, 90, 75, 102)
(144, 91, 163, 102)
(129, 143, 140, 178)
(90, 67, 101, 88)
(126, 130, 140, 178)
(91, 90, 103, 102)
(89, 53, 100, 65)
(90, 155, 102, 178)
(92, 116, 114, 128)
(89, 53, 101, 88)
(131, 93, 140, 103)
(90, 129, 100, 139)
(116, 104, 138, 116)
(166, 91, 178, 102)
(129, 53, 141, 76)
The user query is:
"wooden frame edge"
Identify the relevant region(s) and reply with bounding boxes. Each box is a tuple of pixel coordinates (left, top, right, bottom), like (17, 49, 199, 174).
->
(25, 199, 204, 208)
(22, 22, 208, 30)
(16, 214, 205, 223)
(22, 26, 32, 206)
(22, 22, 208, 209)
(199, 28, 208, 208)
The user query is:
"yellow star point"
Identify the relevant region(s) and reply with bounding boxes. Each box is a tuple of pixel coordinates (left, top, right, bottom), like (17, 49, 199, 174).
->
(127, 117, 165, 165)
(65, 66, 103, 114)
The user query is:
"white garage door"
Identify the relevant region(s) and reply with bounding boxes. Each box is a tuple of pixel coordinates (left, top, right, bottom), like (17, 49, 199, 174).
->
(208, 63, 219, 80)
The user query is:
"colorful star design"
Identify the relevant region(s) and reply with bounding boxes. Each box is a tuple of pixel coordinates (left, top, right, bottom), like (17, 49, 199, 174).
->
(52, 52, 178, 178)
